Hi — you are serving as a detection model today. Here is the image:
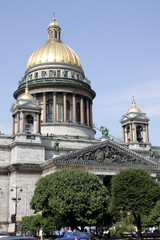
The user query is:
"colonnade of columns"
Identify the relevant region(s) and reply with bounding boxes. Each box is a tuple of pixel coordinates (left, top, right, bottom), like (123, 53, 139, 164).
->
(12, 112, 41, 135)
(42, 92, 93, 127)
(122, 123, 149, 144)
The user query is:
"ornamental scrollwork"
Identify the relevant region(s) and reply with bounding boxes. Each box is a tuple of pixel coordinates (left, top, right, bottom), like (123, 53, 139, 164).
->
(73, 145, 147, 165)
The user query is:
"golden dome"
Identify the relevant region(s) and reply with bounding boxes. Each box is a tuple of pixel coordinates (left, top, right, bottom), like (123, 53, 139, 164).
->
(27, 41, 82, 69)
(127, 98, 141, 113)
(18, 84, 34, 100)
(48, 17, 60, 28)
(27, 16, 82, 70)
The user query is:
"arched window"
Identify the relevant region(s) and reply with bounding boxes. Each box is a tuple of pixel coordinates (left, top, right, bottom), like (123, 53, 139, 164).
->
(25, 114, 34, 132)
(76, 102, 80, 123)
(127, 125, 130, 142)
(67, 100, 71, 122)
(137, 125, 143, 142)
(46, 99, 53, 122)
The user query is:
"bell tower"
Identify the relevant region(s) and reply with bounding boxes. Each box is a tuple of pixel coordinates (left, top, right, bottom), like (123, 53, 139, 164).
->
(11, 82, 41, 138)
(120, 98, 151, 152)
(10, 83, 44, 164)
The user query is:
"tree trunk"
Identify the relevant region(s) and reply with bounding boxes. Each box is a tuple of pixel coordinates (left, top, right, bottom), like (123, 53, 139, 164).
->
(133, 212, 142, 240)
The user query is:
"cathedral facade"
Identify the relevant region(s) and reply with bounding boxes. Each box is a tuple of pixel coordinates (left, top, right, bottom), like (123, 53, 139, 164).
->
(0, 16, 160, 233)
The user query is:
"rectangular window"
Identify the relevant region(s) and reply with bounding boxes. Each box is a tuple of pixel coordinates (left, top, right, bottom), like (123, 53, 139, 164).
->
(71, 72, 75, 79)
(49, 70, 53, 77)
(57, 70, 61, 77)
(49, 70, 56, 77)
(34, 72, 38, 79)
(29, 74, 32, 80)
(63, 71, 68, 78)
(41, 71, 46, 78)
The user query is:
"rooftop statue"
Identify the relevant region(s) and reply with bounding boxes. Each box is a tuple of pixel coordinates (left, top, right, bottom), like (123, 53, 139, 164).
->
(100, 126, 109, 138)
(54, 139, 59, 152)
(149, 146, 154, 158)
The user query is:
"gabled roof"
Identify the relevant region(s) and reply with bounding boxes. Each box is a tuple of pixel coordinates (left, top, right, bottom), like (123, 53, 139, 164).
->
(10, 99, 41, 113)
(120, 112, 149, 123)
(41, 139, 159, 172)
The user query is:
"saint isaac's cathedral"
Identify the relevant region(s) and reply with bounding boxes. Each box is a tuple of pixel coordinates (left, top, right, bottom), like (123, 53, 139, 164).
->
(0, 15, 160, 232)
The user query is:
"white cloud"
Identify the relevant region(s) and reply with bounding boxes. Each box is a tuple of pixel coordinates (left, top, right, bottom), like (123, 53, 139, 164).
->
(94, 78, 160, 117)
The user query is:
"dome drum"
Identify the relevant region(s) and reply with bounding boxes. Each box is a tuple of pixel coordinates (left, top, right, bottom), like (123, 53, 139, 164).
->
(15, 79, 95, 99)
(17, 62, 90, 90)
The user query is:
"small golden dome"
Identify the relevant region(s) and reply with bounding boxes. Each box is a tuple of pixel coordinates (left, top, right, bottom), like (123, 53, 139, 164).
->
(127, 98, 141, 113)
(27, 15, 82, 70)
(18, 84, 34, 100)
(48, 17, 60, 28)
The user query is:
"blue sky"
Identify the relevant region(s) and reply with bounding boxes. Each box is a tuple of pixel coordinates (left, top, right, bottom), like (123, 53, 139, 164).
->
(0, 0, 160, 145)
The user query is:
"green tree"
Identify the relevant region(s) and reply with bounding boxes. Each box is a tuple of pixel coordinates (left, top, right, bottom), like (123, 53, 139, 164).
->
(30, 167, 110, 229)
(109, 168, 160, 240)
(19, 216, 31, 233)
(20, 214, 42, 234)
(149, 200, 160, 230)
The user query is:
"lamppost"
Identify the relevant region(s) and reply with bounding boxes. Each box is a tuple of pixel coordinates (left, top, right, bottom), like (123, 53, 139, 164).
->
(10, 186, 23, 235)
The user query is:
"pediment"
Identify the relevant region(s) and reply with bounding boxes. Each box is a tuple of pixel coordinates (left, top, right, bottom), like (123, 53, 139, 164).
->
(10, 100, 41, 113)
(43, 139, 159, 169)
(18, 100, 41, 109)
(121, 112, 149, 123)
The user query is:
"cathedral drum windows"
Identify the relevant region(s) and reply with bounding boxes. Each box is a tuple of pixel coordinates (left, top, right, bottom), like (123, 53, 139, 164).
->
(46, 99, 53, 122)
(66, 100, 72, 122)
(24, 70, 84, 85)
(57, 70, 61, 78)
(34, 72, 38, 79)
(63, 70, 68, 78)
(49, 70, 56, 77)
(41, 71, 46, 78)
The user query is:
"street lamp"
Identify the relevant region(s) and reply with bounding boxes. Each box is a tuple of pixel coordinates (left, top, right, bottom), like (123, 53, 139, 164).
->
(10, 186, 23, 235)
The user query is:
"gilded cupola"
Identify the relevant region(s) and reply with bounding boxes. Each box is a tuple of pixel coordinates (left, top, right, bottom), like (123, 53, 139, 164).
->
(17, 81, 34, 100)
(26, 15, 83, 70)
(127, 97, 141, 113)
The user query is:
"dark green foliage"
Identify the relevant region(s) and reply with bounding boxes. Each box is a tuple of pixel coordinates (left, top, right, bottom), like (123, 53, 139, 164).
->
(149, 200, 160, 229)
(30, 167, 110, 229)
(19, 214, 42, 234)
(110, 168, 160, 240)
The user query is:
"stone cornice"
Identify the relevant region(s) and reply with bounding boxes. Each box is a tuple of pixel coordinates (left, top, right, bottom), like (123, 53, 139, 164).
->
(0, 163, 42, 175)
(0, 145, 10, 149)
(10, 141, 47, 149)
(14, 81, 96, 100)
(8, 163, 42, 174)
